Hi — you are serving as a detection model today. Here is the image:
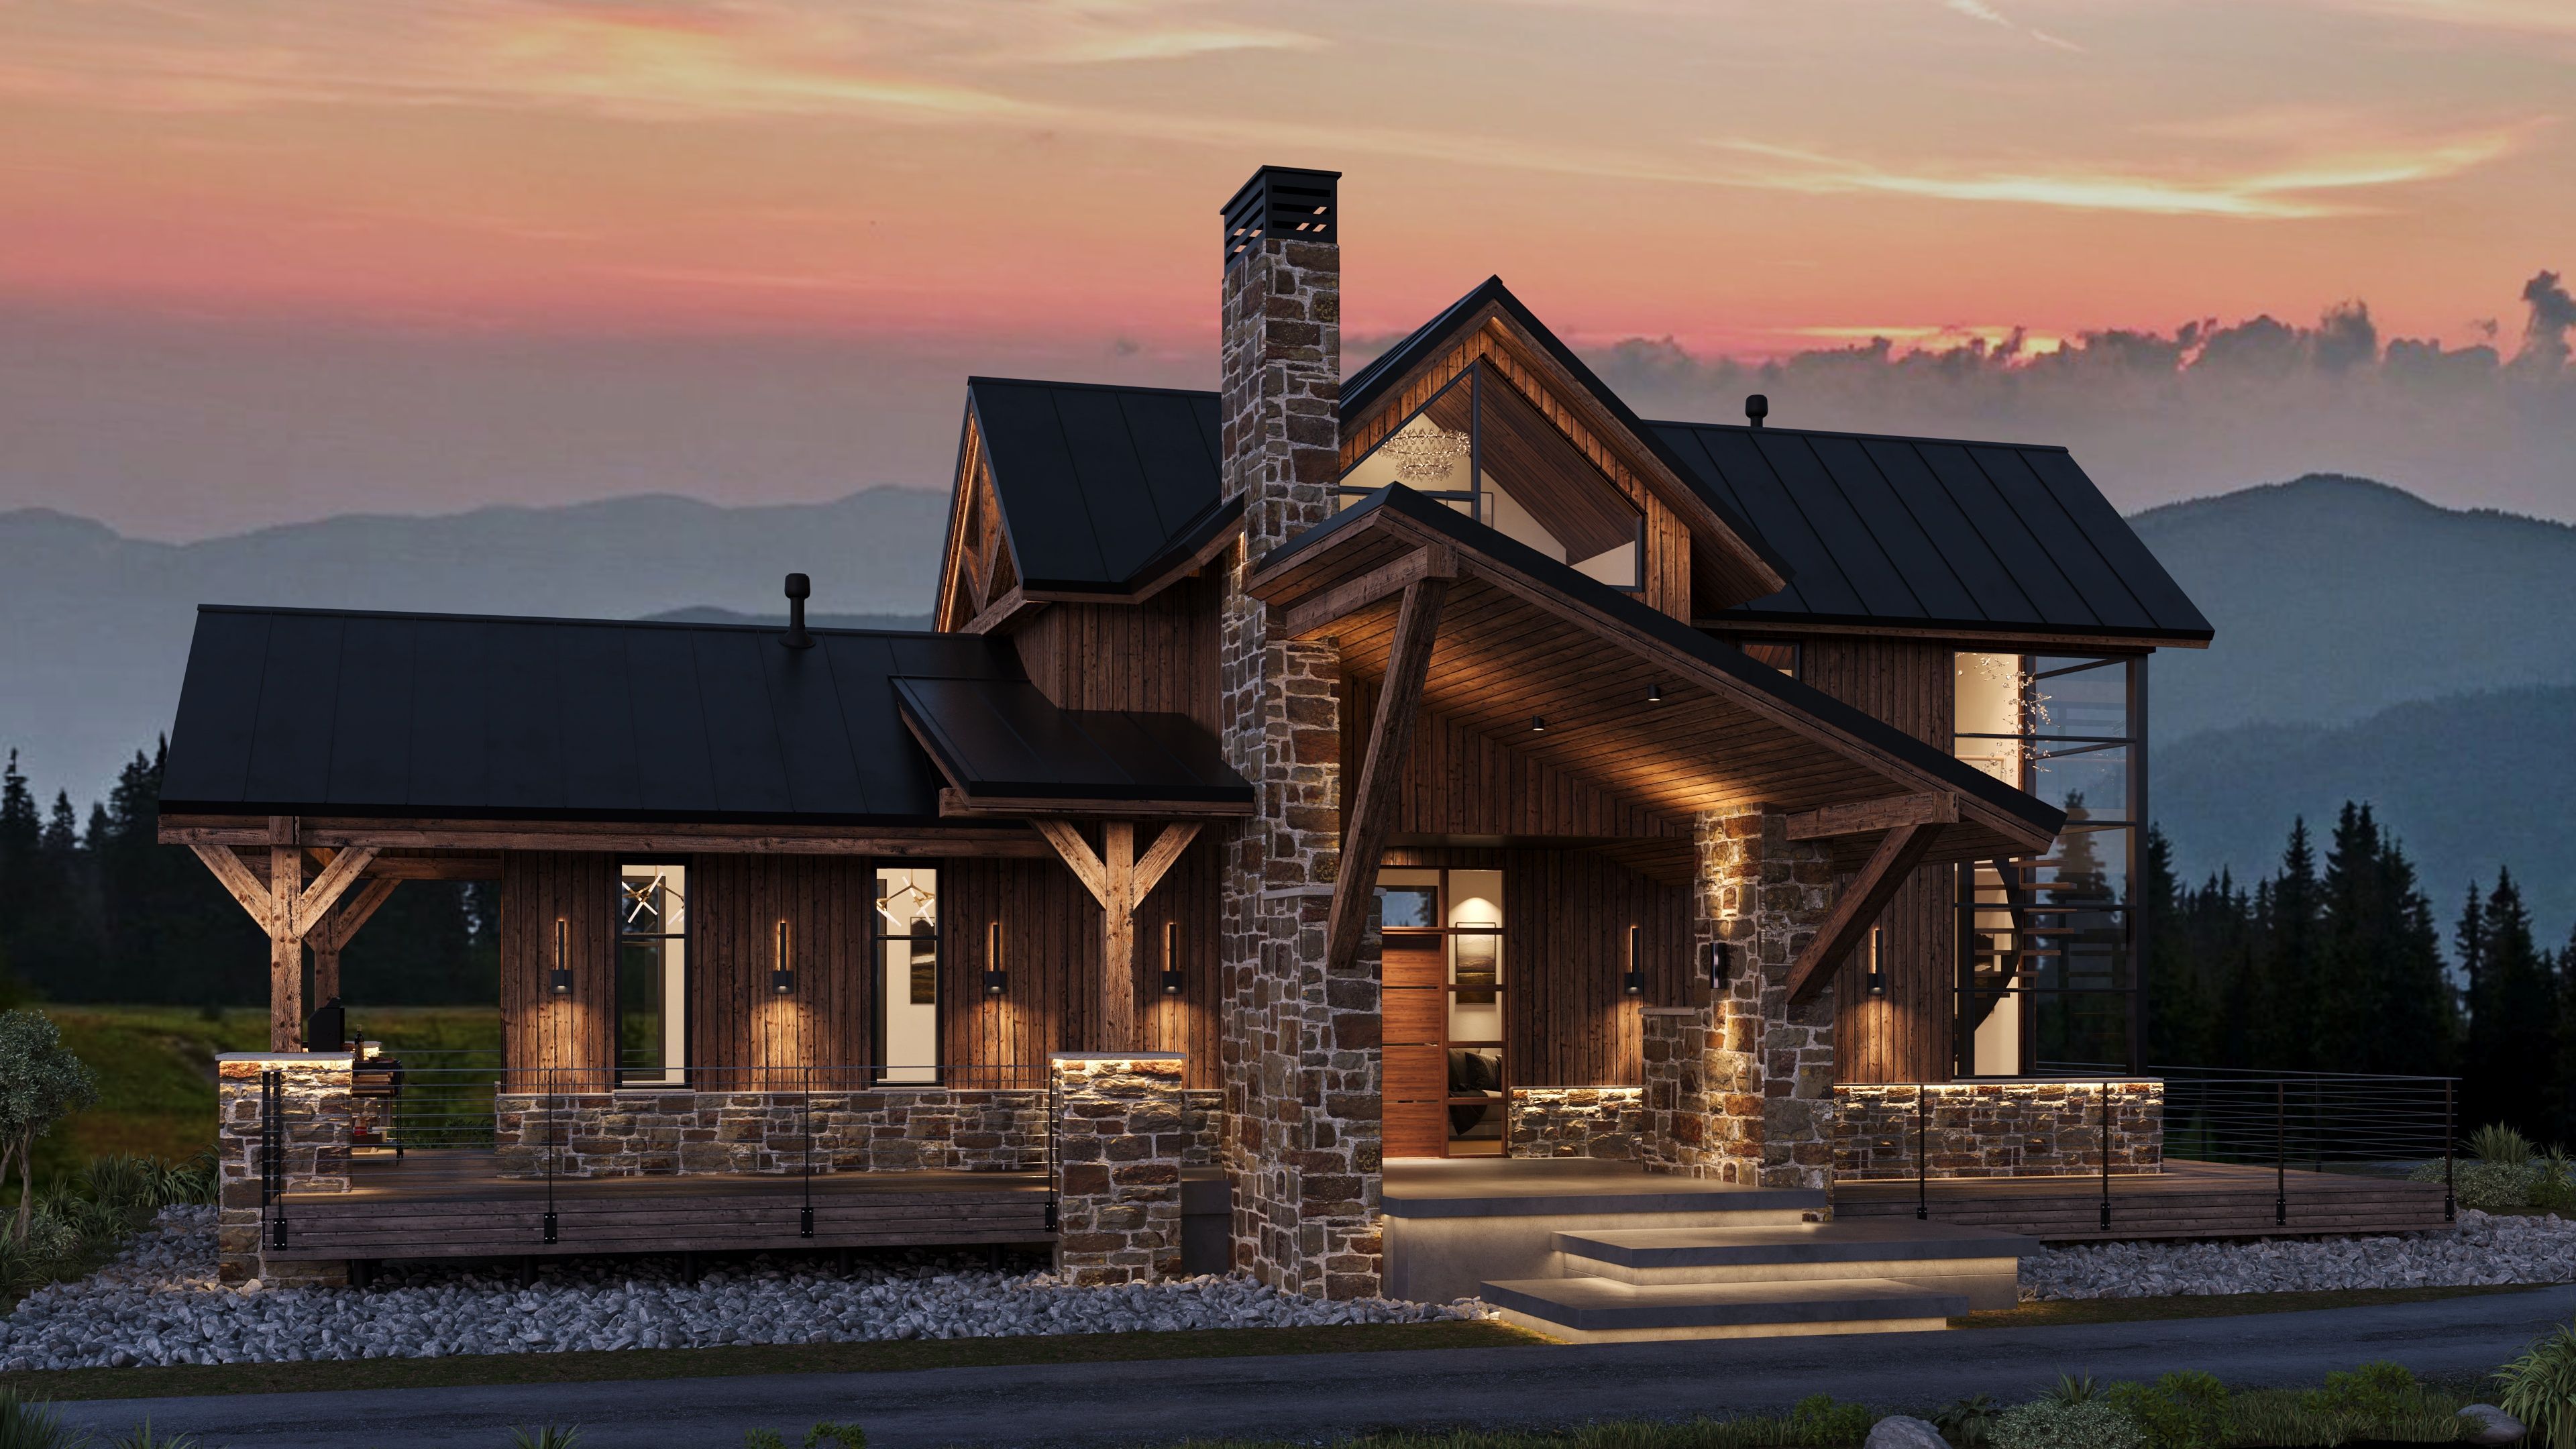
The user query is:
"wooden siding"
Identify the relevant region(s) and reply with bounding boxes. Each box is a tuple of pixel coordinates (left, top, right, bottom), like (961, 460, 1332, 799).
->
(1010, 572, 1222, 732)
(498, 851, 615, 1083)
(686, 855, 873, 1081)
(1798, 639, 1958, 1084)
(1347, 678, 1688, 842)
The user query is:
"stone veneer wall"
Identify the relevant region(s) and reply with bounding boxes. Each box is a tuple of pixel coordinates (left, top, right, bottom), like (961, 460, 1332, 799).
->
(1835, 1081, 2165, 1179)
(1642, 811, 1840, 1195)
(1216, 201, 1383, 1301)
(1507, 1087, 1647, 1160)
(214, 1053, 354, 1285)
(1052, 1055, 1189, 1285)
(491, 1088, 1050, 1178)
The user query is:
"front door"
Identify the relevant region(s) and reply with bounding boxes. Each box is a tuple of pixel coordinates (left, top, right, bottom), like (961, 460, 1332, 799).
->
(1377, 867, 1507, 1158)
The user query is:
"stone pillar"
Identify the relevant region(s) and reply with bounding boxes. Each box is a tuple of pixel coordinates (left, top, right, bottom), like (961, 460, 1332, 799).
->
(1214, 166, 1381, 1299)
(1641, 811, 1841, 1198)
(214, 1053, 354, 1285)
(1051, 1053, 1188, 1285)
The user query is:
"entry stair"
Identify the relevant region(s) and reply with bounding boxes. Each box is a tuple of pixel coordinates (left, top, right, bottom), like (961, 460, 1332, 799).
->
(1383, 1160, 2033, 1343)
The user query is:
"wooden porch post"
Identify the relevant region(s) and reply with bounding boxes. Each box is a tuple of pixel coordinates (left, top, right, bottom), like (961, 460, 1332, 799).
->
(1033, 819, 1203, 1052)
(187, 816, 380, 1049)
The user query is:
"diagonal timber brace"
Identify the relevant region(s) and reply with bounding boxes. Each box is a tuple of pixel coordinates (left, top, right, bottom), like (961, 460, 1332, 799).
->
(1784, 820, 1943, 1004)
(1325, 576, 1450, 977)
(1032, 818, 1203, 1052)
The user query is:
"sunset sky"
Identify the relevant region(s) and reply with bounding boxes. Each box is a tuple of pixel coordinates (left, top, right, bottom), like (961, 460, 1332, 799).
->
(3, 0, 2571, 537)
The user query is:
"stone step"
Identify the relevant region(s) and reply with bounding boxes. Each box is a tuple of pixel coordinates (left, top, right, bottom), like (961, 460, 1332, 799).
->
(1551, 1220, 2030, 1309)
(1482, 1274, 1970, 1343)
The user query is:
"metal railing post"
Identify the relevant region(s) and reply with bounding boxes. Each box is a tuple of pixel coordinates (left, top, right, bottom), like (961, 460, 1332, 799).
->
(1044, 1061, 1061, 1232)
(800, 1061, 815, 1239)
(1916, 1085, 1929, 1221)
(542, 1067, 559, 1245)
(2099, 1082, 2112, 1232)
(262, 1069, 287, 1251)
(2444, 1079, 2457, 1223)
(2273, 1081, 2288, 1228)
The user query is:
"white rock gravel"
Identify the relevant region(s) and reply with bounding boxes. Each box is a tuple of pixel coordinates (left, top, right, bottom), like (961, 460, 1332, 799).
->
(0, 1207, 1487, 1372)
(2023, 1208, 2576, 1299)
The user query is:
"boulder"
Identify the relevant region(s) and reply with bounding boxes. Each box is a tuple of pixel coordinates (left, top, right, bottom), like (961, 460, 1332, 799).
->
(2459, 1404, 2526, 1445)
(1865, 1415, 1952, 1449)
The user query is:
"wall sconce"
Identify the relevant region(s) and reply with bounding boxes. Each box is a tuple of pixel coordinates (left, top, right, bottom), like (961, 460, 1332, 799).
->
(983, 920, 1008, 996)
(549, 918, 573, 996)
(771, 919, 796, 995)
(1704, 940, 1733, 990)
(1160, 920, 1183, 996)
(1529, 716, 1546, 733)
(1866, 925, 1886, 998)
(1623, 924, 1644, 996)
(1646, 683, 1664, 704)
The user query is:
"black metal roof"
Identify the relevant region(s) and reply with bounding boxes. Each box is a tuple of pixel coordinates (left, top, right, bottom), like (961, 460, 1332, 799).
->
(160, 606, 1226, 823)
(1650, 421, 2214, 642)
(1261, 484, 2068, 844)
(965, 377, 1235, 594)
(894, 678, 1250, 807)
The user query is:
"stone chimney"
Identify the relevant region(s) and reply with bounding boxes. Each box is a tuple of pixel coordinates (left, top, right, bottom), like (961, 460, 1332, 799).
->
(1214, 166, 1382, 1300)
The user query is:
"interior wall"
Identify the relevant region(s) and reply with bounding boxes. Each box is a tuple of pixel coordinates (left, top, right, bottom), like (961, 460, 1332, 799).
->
(1798, 637, 1959, 1083)
(498, 851, 616, 1083)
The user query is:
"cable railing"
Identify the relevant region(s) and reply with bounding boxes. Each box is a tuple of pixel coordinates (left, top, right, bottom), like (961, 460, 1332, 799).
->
(2153, 1064, 2457, 1224)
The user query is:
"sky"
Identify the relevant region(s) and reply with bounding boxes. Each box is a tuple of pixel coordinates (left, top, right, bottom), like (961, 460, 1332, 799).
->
(2, 0, 2571, 538)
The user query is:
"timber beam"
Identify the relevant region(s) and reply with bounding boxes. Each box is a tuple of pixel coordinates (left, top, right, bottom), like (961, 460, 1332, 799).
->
(1031, 818, 1203, 1052)
(1784, 820, 1943, 1004)
(1785, 792, 1959, 841)
(1324, 576, 1451, 976)
(1281, 544, 1456, 640)
(938, 788, 1252, 820)
(188, 818, 380, 1049)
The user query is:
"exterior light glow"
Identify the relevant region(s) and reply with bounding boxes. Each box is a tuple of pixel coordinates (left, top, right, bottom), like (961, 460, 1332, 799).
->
(1867, 925, 1886, 998)
(1623, 924, 1644, 996)
(983, 920, 1008, 996)
(1160, 920, 1183, 996)
(771, 919, 795, 995)
(549, 918, 572, 996)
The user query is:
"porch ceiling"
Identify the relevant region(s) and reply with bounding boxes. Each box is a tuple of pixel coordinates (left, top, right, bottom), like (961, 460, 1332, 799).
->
(1249, 486, 2063, 867)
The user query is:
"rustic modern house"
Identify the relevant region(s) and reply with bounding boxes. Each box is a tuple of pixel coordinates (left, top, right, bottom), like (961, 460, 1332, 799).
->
(162, 168, 2446, 1340)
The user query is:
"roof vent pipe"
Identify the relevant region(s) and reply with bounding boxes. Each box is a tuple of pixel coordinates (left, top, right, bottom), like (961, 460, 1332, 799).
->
(782, 573, 814, 649)
(1745, 394, 1768, 429)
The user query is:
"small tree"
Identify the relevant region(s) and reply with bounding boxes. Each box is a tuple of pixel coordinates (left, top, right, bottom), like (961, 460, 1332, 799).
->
(0, 1008, 99, 1243)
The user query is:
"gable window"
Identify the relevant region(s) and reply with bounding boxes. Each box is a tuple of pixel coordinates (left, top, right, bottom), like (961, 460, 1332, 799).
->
(1953, 653, 2143, 1078)
(876, 866, 940, 1083)
(1336, 360, 1643, 591)
(616, 864, 688, 1085)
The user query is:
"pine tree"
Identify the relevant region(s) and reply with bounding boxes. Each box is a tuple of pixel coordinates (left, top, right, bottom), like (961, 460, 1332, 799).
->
(2472, 869, 2555, 1140)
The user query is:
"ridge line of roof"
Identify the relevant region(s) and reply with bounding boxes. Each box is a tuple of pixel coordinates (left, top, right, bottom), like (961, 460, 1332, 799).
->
(967, 376, 1222, 400)
(193, 602, 961, 639)
(1648, 418, 2076, 454)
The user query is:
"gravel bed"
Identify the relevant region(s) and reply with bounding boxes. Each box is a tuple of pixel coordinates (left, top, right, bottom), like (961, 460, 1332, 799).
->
(0, 1208, 1487, 1371)
(2024, 1209, 2576, 1299)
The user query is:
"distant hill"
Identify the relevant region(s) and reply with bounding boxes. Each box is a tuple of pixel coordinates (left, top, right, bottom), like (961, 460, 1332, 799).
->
(2132, 476, 2576, 739)
(2155, 684, 2576, 945)
(0, 488, 947, 802)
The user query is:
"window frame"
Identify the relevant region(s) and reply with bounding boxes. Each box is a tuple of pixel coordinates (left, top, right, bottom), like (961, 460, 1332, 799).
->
(870, 863, 944, 1085)
(612, 859, 692, 1089)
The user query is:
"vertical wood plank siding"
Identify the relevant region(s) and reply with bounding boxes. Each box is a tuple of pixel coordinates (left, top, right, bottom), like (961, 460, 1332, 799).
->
(1345, 678, 1688, 841)
(1797, 639, 1958, 1084)
(498, 851, 616, 1087)
(686, 855, 873, 1086)
(1011, 574, 1224, 734)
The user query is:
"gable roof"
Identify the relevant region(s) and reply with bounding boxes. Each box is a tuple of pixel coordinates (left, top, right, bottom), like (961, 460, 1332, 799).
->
(963, 377, 1236, 595)
(160, 605, 1236, 824)
(1652, 421, 2214, 643)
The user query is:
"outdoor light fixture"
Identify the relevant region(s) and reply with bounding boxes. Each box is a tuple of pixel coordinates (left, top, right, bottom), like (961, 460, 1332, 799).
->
(983, 920, 1008, 996)
(1866, 925, 1886, 998)
(1529, 716, 1546, 733)
(1647, 683, 1664, 704)
(771, 919, 796, 995)
(549, 918, 572, 996)
(1623, 925, 1644, 996)
(1160, 920, 1183, 996)
(1705, 940, 1733, 989)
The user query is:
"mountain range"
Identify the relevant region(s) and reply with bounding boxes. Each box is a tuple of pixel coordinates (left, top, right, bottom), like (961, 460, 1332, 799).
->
(0, 472, 2564, 941)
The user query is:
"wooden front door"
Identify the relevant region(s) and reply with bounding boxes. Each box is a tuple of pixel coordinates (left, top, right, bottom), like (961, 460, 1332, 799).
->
(1382, 930, 1449, 1159)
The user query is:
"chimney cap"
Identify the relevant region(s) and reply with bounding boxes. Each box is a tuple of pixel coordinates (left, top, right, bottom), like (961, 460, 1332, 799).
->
(1222, 165, 1343, 266)
(1745, 394, 1769, 428)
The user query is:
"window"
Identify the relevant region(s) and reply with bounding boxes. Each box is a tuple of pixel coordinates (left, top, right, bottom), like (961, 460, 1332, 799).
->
(1953, 653, 2144, 1077)
(875, 866, 940, 1083)
(1380, 867, 1507, 1156)
(1336, 361, 1644, 590)
(1738, 640, 1799, 677)
(616, 864, 688, 1084)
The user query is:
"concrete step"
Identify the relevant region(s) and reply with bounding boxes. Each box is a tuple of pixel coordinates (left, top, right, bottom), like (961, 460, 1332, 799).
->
(1552, 1220, 2030, 1309)
(1483, 1274, 1970, 1343)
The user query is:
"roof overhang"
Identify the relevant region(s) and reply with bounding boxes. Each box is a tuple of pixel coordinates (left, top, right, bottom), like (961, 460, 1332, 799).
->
(894, 676, 1254, 819)
(1250, 486, 2065, 865)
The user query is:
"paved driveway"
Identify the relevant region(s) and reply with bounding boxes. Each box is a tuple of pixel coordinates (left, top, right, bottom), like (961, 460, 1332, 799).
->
(56, 1287, 2575, 1449)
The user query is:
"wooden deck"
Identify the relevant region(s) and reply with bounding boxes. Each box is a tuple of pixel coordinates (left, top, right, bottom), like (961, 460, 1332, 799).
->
(270, 1150, 1054, 1265)
(1836, 1159, 2453, 1242)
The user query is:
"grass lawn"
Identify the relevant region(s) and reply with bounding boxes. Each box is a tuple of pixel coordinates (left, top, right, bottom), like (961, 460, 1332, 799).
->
(1957, 1281, 2544, 1328)
(29, 1004, 501, 1181)
(0, 1320, 1547, 1403)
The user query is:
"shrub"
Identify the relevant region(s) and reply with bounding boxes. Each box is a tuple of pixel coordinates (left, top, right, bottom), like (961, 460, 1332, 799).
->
(2108, 1371, 2228, 1449)
(1784, 1396, 1876, 1446)
(0, 1011, 101, 1246)
(1992, 1398, 2145, 1449)
(2413, 1158, 2537, 1211)
(1933, 1393, 2002, 1449)
(507, 1428, 579, 1449)
(2501, 1320, 2576, 1448)
(2469, 1124, 2537, 1165)
(108, 1420, 197, 1449)
(804, 1428, 863, 1449)
(2538, 1151, 2576, 1215)
(2052, 1373, 2103, 1405)
(745, 1434, 786, 1449)
(0, 1387, 85, 1449)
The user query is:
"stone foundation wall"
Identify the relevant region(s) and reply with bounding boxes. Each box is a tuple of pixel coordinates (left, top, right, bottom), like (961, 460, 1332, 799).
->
(1507, 1087, 1647, 1159)
(491, 1088, 1048, 1178)
(215, 1053, 354, 1285)
(1836, 1080, 2165, 1179)
(1181, 1088, 1224, 1167)
(1053, 1055, 1187, 1285)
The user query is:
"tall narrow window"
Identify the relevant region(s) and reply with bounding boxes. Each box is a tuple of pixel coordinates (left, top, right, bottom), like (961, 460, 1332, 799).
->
(616, 864, 688, 1085)
(1953, 653, 2143, 1077)
(875, 866, 940, 1083)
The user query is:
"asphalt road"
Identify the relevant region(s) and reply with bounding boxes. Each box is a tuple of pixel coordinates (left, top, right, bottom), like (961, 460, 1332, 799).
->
(54, 1286, 2576, 1449)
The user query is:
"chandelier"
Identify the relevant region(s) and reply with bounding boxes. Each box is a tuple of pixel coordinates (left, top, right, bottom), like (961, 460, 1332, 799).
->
(1377, 422, 1470, 485)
